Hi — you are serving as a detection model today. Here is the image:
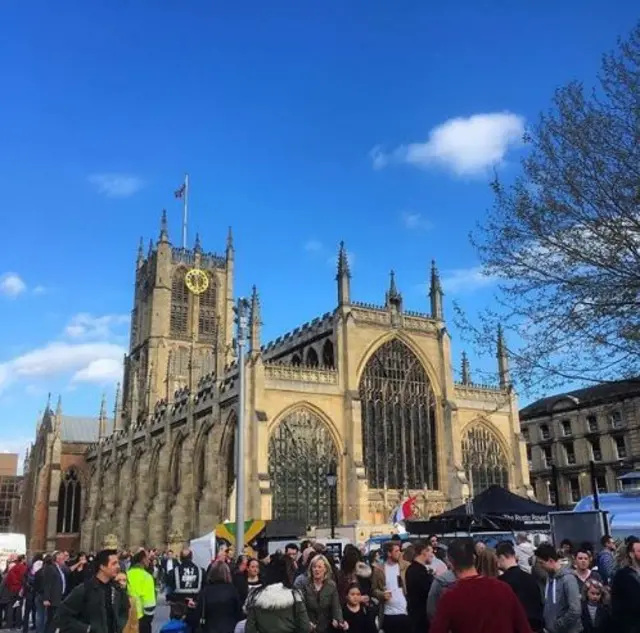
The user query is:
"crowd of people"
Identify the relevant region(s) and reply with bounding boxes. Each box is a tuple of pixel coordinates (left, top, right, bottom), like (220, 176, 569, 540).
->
(1, 532, 639, 633)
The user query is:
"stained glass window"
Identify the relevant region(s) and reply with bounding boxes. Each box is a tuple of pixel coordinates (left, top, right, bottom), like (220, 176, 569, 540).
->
(462, 426, 509, 495)
(57, 469, 81, 534)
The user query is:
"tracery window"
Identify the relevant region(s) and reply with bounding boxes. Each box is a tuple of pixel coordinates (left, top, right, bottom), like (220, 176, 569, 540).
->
(359, 338, 438, 490)
(462, 425, 509, 495)
(170, 347, 189, 376)
(322, 340, 334, 368)
(57, 469, 81, 534)
(306, 347, 319, 367)
(198, 273, 217, 340)
(170, 437, 183, 495)
(269, 409, 338, 527)
(170, 268, 189, 336)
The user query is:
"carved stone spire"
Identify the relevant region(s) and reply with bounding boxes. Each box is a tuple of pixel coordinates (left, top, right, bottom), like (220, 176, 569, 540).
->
(385, 270, 402, 310)
(461, 351, 471, 385)
(336, 241, 351, 306)
(55, 395, 62, 417)
(137, 237, 144, 267)
(226, 227, 234, 259)
(147, 238, 154, 257)
(113, 382, 123, 431)
(429, 259, 444, 320)
(158, 209, 169, 243)
(194, 232, 202, 253)
(497, 324, 511, 388)
(249, 285, 262, 353)
(98, 393, 107, 438)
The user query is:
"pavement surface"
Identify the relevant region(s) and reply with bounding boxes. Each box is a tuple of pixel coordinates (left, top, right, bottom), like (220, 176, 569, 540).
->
(152, 595, 170, 633)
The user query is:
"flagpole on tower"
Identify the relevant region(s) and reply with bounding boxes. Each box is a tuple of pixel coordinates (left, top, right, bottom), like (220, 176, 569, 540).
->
(182, 173, 189, 249)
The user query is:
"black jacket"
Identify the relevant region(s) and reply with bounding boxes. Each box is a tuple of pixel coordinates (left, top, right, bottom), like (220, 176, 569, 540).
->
(55, 577, 130, 633)
(581, 602, 612, 633)
(43, 563, 69, 607)
(499, 565, 544, 633)
(611, 566, 640, 633)
(405, 561, 434, 627)
(196, 582, 243, 633)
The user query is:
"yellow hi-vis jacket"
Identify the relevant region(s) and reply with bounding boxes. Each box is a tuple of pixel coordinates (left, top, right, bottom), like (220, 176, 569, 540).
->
(127, 565, 156, 620)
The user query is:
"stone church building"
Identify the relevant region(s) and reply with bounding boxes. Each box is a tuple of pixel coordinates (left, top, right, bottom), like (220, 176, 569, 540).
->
(19, 215, 531, 552)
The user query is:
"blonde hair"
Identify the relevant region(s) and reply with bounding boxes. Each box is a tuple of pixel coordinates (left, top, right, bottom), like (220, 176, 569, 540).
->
(476, 548, 499, 578)
(308, 554, 332, 581)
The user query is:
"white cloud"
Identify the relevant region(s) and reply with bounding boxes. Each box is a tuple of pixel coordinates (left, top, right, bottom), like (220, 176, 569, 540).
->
(441, 266, 497, 294)
(32, 285, 47, 295)
(304, 240, 323, 253)
(372, 112, 525, 177)
(64, 313, 129, 340)
(72, 358, 123, 384)
(401, 212, 432, 230)
(88, 173, 144, 198)
(0, 273, 27, 298)
(0, 341, 126, 392)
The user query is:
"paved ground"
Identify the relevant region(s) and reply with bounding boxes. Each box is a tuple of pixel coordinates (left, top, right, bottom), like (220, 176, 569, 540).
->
(152, 595, 170, 633)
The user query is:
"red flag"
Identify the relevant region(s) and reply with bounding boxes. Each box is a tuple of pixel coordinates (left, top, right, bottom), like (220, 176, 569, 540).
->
(174, 183, 186, 199)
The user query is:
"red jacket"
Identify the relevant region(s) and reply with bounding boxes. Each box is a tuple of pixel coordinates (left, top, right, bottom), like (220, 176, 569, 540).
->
(430, 574, 532, 633)
(5, 561, 27, 594)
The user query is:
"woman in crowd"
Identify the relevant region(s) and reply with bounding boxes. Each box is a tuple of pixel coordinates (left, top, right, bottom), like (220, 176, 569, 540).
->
(475, 548, 499, 578)
(245, 554, 310, 633)
(232, 557, 250, 605)
(116, 571, 139, 633)
(342, 584, 376, 633)
(245, 559, 262, 604)
(337, 545, 374, 606)
(197, 562, 242, 633)
(300, 555, 346, 633)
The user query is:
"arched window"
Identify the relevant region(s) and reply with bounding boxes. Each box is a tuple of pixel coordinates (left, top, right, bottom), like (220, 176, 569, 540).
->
(359, 338, 438, 490)
(306, 347, 319, 367)
(57, 469, 81, 534)
(170, 268, 189, 336)
(269, 409, 338, 527)
(148, 445, 161, 499)
(198, 273, 217, 341)
(462, 425, 509, 495)
(291, 354, 301, 366)
(322, 340, 334, 368)
(170, 437, 184, 495)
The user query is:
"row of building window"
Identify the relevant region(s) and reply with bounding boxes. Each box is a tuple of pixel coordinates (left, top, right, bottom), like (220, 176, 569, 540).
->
(170, 268, 218, 338)
(527, 434, 628, 470)
(522, 410, 624, 444)
(534, 473, 609, 505)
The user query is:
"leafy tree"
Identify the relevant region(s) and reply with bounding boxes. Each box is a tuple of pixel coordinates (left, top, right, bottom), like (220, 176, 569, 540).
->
(465, 22, 640, 393)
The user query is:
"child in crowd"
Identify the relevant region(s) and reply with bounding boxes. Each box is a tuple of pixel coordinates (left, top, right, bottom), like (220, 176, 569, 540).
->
(160, 602, 191, 633)
(342, 583, 376, 633)
(581, 578, 612, 633)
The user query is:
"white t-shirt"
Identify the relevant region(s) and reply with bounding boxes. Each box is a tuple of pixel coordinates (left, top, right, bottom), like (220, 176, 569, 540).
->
(383, 562, 407, 616)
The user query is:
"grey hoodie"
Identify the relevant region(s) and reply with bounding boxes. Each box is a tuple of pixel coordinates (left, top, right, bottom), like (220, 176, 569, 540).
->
(543, 567, 582, 633)
(426, 570, 456, 622)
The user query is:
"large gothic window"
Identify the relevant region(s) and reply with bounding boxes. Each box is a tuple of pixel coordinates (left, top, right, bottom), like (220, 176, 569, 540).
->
(57, 469, 81, 534)
(462, 425, 509, 495)
(359, 338, 438, 490)
(269, 409, 338, 527)
(170, 268, 189, 336)
(170, 437, 184, 495)
(198, 273, 217, 341)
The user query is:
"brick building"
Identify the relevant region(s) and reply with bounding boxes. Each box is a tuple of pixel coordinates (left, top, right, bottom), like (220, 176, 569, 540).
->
(520, 379, 640, 508)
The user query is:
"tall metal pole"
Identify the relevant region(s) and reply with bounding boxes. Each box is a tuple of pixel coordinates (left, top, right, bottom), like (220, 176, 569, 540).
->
(589, 460, 601, 510)
(235, 298, 249, 556)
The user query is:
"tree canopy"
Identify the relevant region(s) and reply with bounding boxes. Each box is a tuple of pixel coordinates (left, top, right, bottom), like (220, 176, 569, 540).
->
(468, 22, 640, 393)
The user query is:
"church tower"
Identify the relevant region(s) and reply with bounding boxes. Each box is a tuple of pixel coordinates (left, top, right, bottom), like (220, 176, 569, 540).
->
(122, 213, 234, 426)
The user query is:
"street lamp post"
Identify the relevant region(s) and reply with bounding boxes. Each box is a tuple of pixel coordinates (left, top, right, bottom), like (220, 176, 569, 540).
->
(234, 297, 250, 556)
(326, 465, 337, 539)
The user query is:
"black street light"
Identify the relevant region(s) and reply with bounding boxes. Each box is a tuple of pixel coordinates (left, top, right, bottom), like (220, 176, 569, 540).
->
(326, 465, 337, 539)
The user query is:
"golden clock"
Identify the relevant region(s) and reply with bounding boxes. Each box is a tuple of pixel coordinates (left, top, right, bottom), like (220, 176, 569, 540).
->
(185, 268, 209, 295)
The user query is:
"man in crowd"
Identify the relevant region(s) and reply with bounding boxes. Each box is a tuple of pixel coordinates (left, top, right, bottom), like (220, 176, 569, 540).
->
(611, 537, 640, 633)
(42, 551, 69, 633)
(596, 535, 617, 585)
(405, 541, 435, 633)
(430, 537, 531, 633)
(496, 541, 544, 633)
(534, 543, 581, 633)
(55, 549, 128, 633)
(128, 549, 156, 633)
(372, 541, 409, 633)
(4, 554, 27, 629)
(166, 547, 203, 627)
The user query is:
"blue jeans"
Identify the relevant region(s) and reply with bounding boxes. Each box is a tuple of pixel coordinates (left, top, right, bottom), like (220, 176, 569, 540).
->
(34, 597, 45, 633)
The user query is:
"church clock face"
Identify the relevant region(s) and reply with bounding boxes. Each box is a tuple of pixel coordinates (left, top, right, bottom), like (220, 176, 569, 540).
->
(185, 268, 209, 295)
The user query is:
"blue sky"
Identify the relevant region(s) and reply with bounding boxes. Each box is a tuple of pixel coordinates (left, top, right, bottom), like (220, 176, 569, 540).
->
(1, 0, 637, 462)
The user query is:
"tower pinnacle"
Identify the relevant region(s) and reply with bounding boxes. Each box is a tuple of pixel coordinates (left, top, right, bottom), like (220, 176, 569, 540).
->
(497, 324, 511, 388)
(194, 232, 202, 253)
(249, 285, 262, 353)
(386, 270, 402, 309)
(336, 241, 351, 306)
(159, 209, 169, 243)
(429, 259, 444, 320)
(461, 351, 471, 385)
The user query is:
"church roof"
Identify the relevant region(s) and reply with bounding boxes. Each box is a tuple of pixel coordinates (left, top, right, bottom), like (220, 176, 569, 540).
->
(60, 415, 111, 444)
(520, 378, 640, 420)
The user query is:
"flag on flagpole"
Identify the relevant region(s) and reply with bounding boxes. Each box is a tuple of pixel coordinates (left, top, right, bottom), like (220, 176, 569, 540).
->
(175, 183, 186, 199)
(389, 495, 417, 524)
